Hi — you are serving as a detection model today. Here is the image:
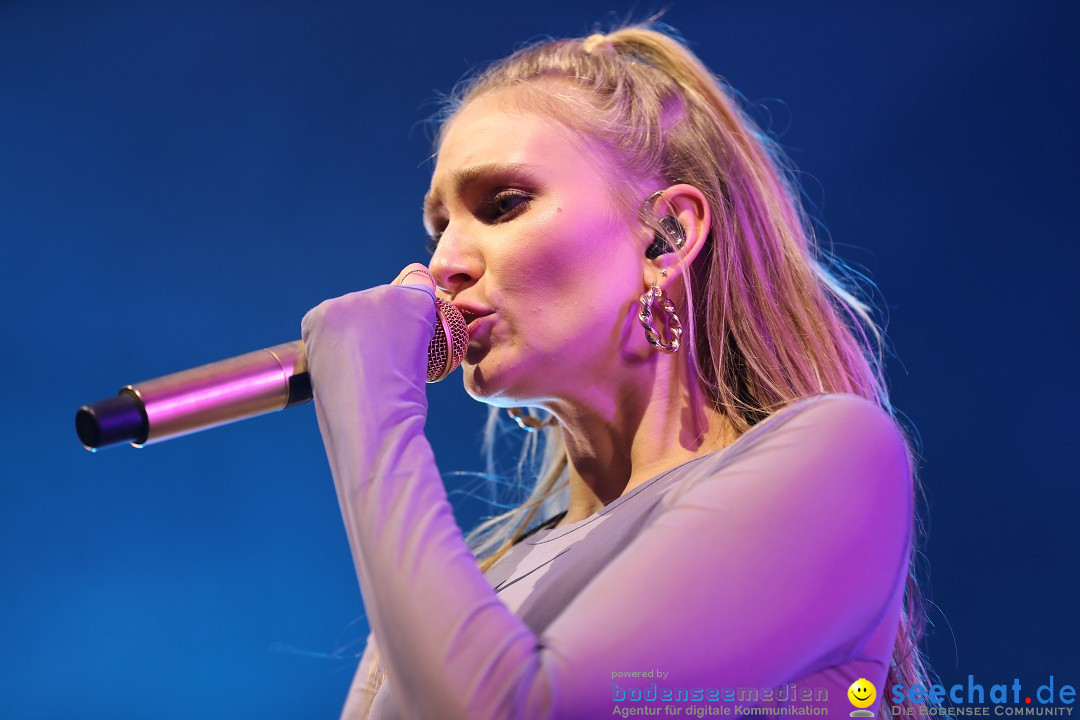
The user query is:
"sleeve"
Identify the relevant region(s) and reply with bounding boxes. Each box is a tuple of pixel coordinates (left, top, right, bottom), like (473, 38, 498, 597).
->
(341, 632, 380, 720)
(302, 285, 914, 720)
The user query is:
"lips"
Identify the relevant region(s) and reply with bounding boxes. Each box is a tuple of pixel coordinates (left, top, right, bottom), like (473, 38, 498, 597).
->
(464, 313, 496, 340)
(452, 303, 495, 334)
(450, 302, 495, 364)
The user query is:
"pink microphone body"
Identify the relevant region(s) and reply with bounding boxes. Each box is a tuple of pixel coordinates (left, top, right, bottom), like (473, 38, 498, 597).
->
(76, 297, 468, 451)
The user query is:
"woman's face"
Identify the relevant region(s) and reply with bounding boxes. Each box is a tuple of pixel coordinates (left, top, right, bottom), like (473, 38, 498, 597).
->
(425, 89, 655, 408)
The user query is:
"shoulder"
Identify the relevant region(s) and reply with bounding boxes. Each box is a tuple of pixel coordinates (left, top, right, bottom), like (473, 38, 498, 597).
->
(738, 392, 912, 505)
(791, 392, 904, 434)
(688, 394, 914, 653)
(757, 392, 905, 442)
(589, 393, 916, 674)
(672, 392, 914, 599)
(698, 392, 912, 484)
(785, 393, 913, 492)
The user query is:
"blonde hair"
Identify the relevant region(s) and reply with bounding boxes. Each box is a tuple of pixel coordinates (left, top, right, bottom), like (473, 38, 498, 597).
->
(361, 23, 940, 718)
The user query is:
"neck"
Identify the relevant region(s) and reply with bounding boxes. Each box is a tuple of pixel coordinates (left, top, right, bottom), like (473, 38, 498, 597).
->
(545, 352, 738, 526)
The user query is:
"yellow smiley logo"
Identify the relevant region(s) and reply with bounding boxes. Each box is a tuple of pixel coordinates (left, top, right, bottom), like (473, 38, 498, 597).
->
(848, 678, 877, 709)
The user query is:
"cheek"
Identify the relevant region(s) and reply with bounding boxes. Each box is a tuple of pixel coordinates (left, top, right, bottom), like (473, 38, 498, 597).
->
(500, 262, 639, 360)
(484, 200, 644, 365)
(501, 202, 637, 292)
(501, 205, 586, 280)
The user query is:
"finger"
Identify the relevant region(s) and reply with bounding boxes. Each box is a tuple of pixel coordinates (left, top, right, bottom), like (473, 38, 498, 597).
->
(393, 263, 436, 292)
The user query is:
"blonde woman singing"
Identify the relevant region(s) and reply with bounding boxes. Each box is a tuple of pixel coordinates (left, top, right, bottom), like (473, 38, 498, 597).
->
(301, 24, 938, 720)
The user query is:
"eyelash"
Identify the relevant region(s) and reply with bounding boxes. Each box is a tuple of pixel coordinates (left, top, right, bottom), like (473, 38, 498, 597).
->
(485, 189, 532, 221)
(426, 189, 533, 253)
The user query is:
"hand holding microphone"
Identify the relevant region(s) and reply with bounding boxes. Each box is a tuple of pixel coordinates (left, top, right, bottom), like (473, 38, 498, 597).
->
(75, 265, 468, 451)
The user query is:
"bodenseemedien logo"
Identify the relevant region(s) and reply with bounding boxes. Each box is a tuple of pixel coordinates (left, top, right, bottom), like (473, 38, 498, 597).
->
(849, 678, 878, 717)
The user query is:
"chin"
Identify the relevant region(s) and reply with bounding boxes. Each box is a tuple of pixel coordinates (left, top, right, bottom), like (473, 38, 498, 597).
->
(460, 356, 546, 408)
(461, 363, 511, 406)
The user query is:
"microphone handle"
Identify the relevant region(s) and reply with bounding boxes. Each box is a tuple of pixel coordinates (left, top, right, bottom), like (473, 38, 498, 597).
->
(76, 296, 470, 451)
(77, 341, 313, 451)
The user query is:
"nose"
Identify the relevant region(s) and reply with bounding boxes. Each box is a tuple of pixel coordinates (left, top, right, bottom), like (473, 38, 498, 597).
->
(429, 226, 483, 297)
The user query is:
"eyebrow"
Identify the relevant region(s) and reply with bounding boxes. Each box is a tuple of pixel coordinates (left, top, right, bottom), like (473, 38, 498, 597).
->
(423, 162, 538, 219)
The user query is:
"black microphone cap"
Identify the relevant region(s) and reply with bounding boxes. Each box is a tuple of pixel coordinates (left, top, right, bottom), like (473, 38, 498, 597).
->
(76, 392, 148, 450)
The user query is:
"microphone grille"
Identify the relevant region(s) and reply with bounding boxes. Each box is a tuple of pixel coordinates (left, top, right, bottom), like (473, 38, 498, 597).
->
(427, 297, 469, 382)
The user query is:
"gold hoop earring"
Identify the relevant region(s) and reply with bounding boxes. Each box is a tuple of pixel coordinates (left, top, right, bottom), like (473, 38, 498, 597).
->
(638, 280, 683, 354)
(506, 407, 557, 432)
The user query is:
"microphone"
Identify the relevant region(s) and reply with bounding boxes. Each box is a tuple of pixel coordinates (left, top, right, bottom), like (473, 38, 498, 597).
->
(75, 297, 469, 451)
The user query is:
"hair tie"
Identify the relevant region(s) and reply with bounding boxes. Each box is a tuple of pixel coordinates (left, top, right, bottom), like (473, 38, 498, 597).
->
(582, 33, 616, 55)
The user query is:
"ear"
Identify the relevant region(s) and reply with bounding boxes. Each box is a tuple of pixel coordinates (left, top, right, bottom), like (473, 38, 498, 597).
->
(640, 183, 711, 290)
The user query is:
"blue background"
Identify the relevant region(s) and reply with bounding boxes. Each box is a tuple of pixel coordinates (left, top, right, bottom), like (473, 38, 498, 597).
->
(2, 1, 1077, 717)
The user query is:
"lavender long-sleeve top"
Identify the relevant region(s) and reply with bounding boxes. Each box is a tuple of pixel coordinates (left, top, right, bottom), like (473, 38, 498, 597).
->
(302, 283, 913, 720)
